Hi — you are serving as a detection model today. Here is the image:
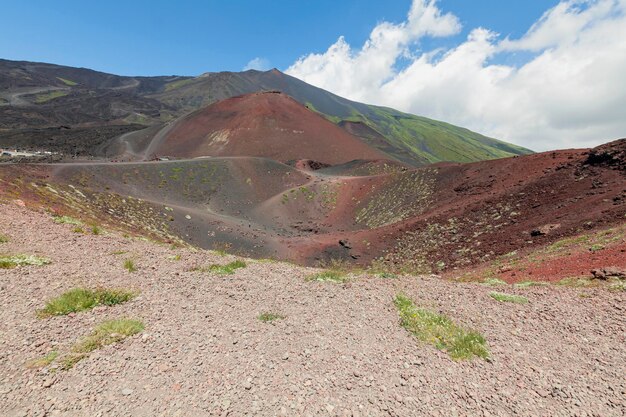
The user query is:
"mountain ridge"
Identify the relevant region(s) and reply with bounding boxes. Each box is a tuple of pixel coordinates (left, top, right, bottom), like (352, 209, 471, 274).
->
(0, 58, 531, 166)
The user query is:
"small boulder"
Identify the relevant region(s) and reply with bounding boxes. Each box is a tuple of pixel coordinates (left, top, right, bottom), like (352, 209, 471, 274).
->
(591, 267, 626, 280)
(530, 224, 560, 237)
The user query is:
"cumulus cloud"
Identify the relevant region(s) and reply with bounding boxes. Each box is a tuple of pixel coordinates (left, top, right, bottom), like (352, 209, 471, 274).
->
(243, 57, 271, 71)
(286, 0, 626, 151)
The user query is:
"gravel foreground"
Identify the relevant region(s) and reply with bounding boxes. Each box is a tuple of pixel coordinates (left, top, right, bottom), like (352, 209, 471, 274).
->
(0, 203, 624, 417)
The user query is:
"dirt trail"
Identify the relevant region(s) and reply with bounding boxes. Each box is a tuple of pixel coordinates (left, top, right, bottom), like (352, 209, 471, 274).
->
(0, 203, 624, 417)
(0, 86, 69, 106)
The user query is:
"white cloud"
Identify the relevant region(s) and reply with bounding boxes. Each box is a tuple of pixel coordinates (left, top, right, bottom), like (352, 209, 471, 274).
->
(243, 57, 271, 71)
(286, 0, 626, 151)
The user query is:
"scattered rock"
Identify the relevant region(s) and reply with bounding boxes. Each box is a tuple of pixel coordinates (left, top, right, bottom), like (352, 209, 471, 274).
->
(339, 240, 352, 249)
(591, 267, 626, 280)
(530, 224, 560, 237)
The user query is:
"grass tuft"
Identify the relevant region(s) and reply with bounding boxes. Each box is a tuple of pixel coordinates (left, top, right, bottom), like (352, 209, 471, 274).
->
(394, 294, 489, 360)
(557, 277, 596, 288)
(73, 319, 144, 354)
(26, 350, 58, 368)
(481, 278, 507, 287)
(60, 354, 86, 370)
(91, 225, 103, 235)
(124, 259, 137, 273)
(306, 270, 348, 283)
(489, 292, 529, 304)
(258, 312, 286, 323)
(60, 319, 144, 369)
(0, 254, 51, 269)
(38, 288, 137, 317)
(514, 281, 549, 288)
(0, 233, 8, 243)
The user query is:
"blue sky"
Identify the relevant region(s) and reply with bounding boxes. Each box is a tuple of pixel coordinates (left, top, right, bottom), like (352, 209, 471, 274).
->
(3, 0, 623, 151)
(0, 0, 558, 76)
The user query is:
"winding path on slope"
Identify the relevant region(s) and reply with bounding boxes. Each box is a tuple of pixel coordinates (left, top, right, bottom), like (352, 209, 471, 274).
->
(0, 86, 69, 106)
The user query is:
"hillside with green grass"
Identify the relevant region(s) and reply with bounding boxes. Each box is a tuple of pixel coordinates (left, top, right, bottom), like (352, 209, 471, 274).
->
(151, 69, 532, 165)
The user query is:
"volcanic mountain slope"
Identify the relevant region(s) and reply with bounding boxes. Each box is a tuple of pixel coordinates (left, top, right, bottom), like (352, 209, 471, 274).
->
(0, 59, 181, 129)
(0, 59, 531, 165)
(2, 139, 624, 282)
(114, 92, 394, 164)
(152, 68, 533, 165)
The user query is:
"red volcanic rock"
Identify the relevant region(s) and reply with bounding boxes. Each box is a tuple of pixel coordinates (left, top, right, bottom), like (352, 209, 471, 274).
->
(292, 159, 332, 171)
(591, 267, 626, 280)
(150, 92, 392, 165)
(585, 138, 626, 171)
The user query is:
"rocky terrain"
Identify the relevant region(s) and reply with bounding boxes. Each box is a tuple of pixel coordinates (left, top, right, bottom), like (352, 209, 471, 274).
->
(1, 202, 625, 416)
(1, 57, 625, 417)
(1, 138, 623, 275)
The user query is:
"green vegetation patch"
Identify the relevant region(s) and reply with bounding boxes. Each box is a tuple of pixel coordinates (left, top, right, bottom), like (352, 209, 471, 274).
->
(38, 288, 137, 317)
(56, 77, 77, 86)
(394, 294, 489, 360)
(53, 215, 82, 226)
(489, 292, 529, 304)
(26, 350, 59, 369)
(0, 254, 51, 269)
(124, 259, 137, 273)
(35, 90, 69, 103)
(514, 281, 549, 288)
(306, 270, 348, 283)
(356, 170, 435, 228)
(481, 278, 508, 287)
(0, 233, 8, 243)
(164, 78, 195, 91)
(556, 276, 597, 288)
(258, 312, 286, 323)
(63, 319, 144, 369)
(200, 260, 247, 275)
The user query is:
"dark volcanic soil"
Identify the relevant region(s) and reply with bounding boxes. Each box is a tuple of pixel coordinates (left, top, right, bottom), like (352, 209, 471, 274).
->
(0, 124, 145, 157)
(0, 140, 624, 281)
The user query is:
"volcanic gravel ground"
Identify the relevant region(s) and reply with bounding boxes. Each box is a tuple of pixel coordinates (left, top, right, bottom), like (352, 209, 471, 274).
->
(0, 203, 624, 416)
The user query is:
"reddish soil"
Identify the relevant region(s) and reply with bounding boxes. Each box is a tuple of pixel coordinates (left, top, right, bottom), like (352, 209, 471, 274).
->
(1, 139, 624, 278)
(143, 92, 393, 164)
(331, 141, 626, 272)
(499, 241, 626, 283)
